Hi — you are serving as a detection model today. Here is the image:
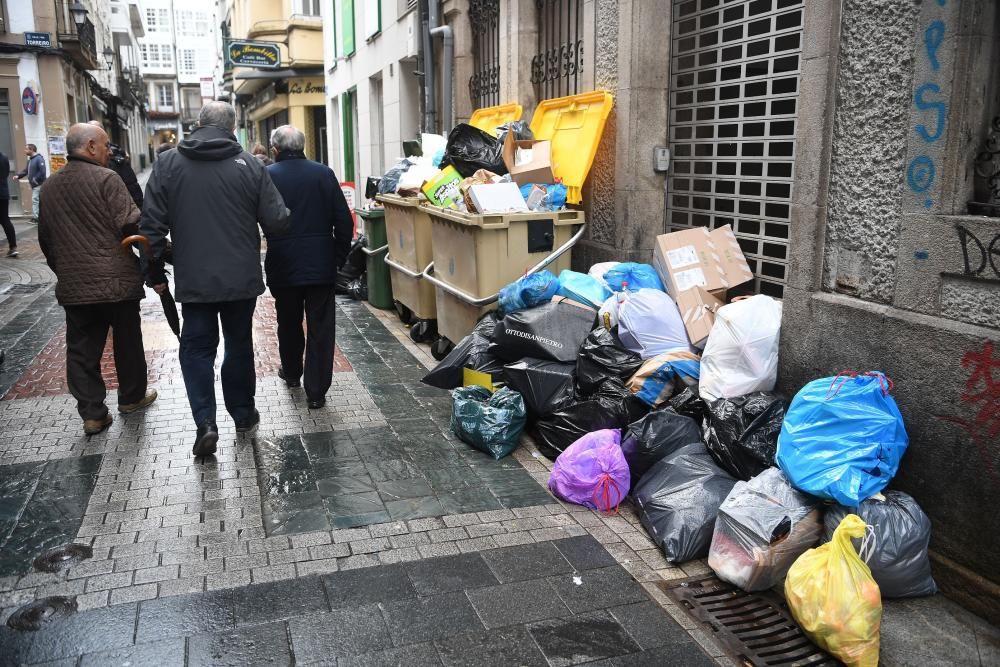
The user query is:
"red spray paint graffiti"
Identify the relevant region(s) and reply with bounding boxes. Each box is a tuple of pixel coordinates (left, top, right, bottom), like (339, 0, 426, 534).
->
(937, 341, 1000, 477)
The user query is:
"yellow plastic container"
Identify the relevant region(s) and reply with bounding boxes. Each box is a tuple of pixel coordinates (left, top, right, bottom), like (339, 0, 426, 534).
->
(530, 90, 615, 205)
(469, 103, 524, 135)
(377, 194, 437, 321)
(421, 205, 585, 344)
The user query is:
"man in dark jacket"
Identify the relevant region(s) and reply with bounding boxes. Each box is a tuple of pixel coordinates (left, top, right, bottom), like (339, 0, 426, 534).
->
(88, 121, 143, 209)
(0, 149, 16, 256)
(265, 125, 352, 409)
(13, 143, 46, 222)
(37, 123, 157, 435)
(141, 101, 289, 458)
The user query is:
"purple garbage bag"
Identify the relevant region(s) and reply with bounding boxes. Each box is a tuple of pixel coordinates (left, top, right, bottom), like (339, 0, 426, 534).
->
(548, 429, 630, 512)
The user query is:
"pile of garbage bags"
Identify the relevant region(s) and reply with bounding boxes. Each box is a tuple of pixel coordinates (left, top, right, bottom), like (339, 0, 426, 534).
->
(418, 247, 935, 667)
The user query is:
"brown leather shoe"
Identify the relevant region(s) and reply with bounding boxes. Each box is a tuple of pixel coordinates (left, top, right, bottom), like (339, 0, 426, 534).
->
(118, 390, 158, 414)
(83, 413, 113, 435)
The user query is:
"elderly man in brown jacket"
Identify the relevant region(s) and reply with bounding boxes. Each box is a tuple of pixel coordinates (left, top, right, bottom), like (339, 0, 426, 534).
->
(38, 123, 157, 435)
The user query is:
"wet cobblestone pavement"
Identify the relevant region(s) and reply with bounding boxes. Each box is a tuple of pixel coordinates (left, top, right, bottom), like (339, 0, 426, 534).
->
(3, 219, 997, 666)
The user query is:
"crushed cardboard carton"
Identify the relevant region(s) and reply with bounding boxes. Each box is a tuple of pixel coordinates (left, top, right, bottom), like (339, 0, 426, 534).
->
(502, 133, 555, 186)
(674, 286, 725, 348)
(467, 182, 529, 214)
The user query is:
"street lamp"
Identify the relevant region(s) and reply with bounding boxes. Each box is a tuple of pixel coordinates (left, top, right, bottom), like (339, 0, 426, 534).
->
(103, 46, 115, 70)
(69, 2, 89, 28)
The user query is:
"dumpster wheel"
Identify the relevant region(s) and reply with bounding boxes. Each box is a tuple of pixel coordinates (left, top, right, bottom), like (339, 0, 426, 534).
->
(430, 337, 453, 361)
(410, 319, 438, 344)
(394, 301, 414, 324)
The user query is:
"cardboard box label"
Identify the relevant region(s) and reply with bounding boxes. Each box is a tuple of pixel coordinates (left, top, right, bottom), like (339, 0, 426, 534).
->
(674, 267, 707, 292)
(666, 245, 699, 269)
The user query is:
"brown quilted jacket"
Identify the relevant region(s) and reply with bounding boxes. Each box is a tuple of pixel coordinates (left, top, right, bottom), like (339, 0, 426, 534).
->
(38, 157, 144, 305)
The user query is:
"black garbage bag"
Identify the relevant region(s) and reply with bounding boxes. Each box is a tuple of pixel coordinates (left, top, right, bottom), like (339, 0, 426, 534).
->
(503, 359, 576, 419)
(492, 300, 596, 363)
(576, 328, 643, 395)
(667, 387, 709, 425)
(823, 491, 937, 598)
(621, 409, 702, 488)
(442, 124, 507, 178)
(533, 378, 648, 460)
(335, 234, 368, 294)
(632, 442, 737, 563)
(703, 392, 786, 481)
(377, 158, 416, 194)
(496, 121, 534, 144)
(451, 386, 527, 460)
(422, 312, 504, 390)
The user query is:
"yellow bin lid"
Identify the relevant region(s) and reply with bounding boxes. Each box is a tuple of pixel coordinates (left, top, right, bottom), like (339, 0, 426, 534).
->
(469, 103, 524, 135)
(530, 91, 614, 205)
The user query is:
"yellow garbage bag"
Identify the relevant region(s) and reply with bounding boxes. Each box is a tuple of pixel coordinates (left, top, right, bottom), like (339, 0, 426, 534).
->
(784, 514, 882, 667)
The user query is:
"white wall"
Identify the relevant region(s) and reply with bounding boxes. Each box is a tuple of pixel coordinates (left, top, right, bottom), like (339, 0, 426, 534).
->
(7, 0, 36, 33)
(16, 57, 47, 157)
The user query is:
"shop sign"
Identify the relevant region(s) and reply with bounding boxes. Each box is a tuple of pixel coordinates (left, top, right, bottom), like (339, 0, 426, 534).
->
(288, 80, 326, 95)
(21, 87, 38, 115)
(25, 32, 51, 48)
(200, 77, 215, 100)
(227, 40, 280, 69)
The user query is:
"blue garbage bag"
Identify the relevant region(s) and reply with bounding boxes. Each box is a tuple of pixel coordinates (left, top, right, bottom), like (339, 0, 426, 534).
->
(556, 270, 611, 309)
(603, 263, 665, 292)
(518, 183, 568, 211)
(776, 372, 908, 506)
(498, 270, 560, 314)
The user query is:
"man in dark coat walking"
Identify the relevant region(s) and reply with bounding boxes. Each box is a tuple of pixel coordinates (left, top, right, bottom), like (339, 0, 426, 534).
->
(0, 149, 16, 256)
(37, 123, 157, 435)
(265, 125, 352, 409)
(140, 102, 289, 458)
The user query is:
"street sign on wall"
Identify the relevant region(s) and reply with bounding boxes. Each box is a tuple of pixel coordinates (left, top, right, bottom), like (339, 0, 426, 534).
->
(25, 32, 51, 48)
(227, 40, 280, 69)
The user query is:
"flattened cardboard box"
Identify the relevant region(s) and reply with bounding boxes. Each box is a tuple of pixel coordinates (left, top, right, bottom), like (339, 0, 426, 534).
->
(675, 286, 724, 348)
(502, 133, 555, 186)
(653, 224, 753, 297)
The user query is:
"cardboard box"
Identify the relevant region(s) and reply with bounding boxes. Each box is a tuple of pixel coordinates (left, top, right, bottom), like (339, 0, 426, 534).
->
(502, 133, 555, 186)
(674, 286, 725, 348)
(421, 165, 462, 207)
(653, 224, 753, 297)
(467, 182, 529, 214)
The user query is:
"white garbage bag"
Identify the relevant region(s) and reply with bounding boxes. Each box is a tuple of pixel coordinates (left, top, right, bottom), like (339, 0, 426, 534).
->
(617, 289, 694, 359)
(699, 295, 782, 402)
(597, 292, 628, 330)
(588, 262, 620, 289)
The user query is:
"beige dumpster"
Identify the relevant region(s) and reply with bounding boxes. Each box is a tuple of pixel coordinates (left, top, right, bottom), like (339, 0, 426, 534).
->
(419, 206, 586, 344)
(377, 194, 436, 323)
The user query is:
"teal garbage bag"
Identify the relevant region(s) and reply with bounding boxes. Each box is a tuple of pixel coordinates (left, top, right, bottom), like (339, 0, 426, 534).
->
(776, 372, 908, 506)
(498, 270, 560, 314)
(603, 263, 665, 292)
(451, 386, 527, 460)
(556, 270, 612, 309)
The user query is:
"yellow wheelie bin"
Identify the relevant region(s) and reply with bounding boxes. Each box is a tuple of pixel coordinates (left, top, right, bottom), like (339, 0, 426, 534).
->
(376, 194, 438, 338)
(469, 103, 523, 135)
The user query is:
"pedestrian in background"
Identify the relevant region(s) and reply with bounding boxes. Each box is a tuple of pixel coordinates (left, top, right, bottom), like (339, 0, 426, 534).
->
(88, 121, 143, 209)
(13, 143, 46, 223)
(0, 149, 16, 257)
(252, 143, 273, 166)
(141, 101, 289, 458)
(265, 125, 352, 409)
(37, 123, 157, 435)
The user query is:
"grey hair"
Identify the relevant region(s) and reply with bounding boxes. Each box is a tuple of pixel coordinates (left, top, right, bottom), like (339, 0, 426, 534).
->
(270, 125, 305, 153)
(198, 101, 237, 131)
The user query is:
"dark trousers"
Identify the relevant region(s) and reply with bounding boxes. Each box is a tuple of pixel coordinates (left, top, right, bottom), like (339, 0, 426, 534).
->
(179, 299, 257, 427)
(0, 200, 14, 248)
(271, 284, 336, 401)
(64, 300, 147, 421)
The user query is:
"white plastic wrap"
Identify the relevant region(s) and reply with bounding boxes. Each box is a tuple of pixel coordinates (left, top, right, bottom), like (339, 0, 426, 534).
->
(698, 295, 782, 402)
(617, 289, 694, 359)
(588, 262, 620, 288)
(708, 467, 821, 591)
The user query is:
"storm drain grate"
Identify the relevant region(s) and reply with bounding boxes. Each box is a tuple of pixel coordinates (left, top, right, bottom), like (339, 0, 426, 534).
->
(6, 597, 78, 631)
(658, 575, 840, 667)
(32, 543, 93, 573)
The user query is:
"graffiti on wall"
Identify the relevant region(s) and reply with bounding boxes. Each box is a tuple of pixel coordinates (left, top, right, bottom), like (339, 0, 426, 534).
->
(936, 341, 1000, 477)
(906, 0, 949, 209)
(955, 226, 1000, 281)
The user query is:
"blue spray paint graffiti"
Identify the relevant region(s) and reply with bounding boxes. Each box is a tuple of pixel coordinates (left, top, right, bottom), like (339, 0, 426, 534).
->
(906, 5, 948, 209)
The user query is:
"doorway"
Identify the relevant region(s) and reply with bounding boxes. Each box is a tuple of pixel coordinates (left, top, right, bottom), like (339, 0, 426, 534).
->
(312, 106, 328, 165)
(665, 0, 804, 298)
(0, 89, 18, 218)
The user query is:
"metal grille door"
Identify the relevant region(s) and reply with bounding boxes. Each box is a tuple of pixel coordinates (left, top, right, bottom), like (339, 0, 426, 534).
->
(469, 0, 501, 109)
(531, 0, 583, 100)
(666, 0, 803, 297)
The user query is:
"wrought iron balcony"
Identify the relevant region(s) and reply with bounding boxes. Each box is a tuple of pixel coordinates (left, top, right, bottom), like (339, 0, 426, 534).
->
(59, 17, 100, 70)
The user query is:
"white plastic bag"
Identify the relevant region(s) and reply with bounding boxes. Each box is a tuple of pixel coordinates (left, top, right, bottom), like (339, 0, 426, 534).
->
(617, 289, 694, 359)
(708, 468, 821, 591)
(699, 295, 782, 402)
(597, 292, 628, 330)
(588, 262, 620, 289)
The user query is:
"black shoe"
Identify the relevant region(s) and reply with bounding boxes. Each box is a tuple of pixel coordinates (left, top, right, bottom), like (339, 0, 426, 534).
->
(235, 409, 260, 433)
(193, 423, 219, 458)
(307, 398, 326, 410)
(278, 367, 300, 388)
(6, 247, 17, 258)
